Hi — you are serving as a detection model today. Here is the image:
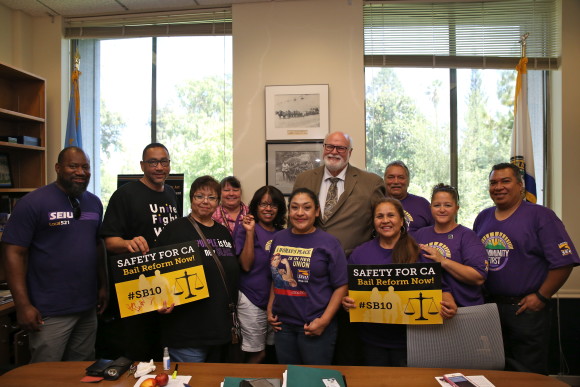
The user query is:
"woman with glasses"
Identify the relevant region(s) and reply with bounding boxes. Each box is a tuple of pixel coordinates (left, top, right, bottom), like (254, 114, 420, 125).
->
(414, 184, 488, 307)
(212, 176, 249, 236)
(234, 185, 286, 363)
(156, 175, 240, 363)
(267, 188, 347, 365)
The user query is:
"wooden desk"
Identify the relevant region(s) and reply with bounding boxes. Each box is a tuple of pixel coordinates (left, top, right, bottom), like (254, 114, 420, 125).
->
(0, 362, 567, 387)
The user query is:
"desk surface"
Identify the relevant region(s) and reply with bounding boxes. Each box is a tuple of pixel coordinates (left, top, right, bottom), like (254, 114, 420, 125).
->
(0, 362, 567, 387)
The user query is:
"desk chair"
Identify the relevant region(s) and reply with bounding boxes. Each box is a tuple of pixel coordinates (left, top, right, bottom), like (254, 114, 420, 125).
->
(407, 303, 505, 370)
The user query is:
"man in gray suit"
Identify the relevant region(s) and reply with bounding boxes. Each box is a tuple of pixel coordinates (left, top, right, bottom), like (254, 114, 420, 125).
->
(294, 131, 385, 365)
(294, 131, 385, 255)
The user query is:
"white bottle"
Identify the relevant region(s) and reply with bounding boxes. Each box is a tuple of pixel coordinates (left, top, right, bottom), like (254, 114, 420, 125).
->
(163, 347, 170, 371)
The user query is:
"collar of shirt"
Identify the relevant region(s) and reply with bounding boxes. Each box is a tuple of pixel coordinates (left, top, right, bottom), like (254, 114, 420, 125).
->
(319, 166, 347, 206)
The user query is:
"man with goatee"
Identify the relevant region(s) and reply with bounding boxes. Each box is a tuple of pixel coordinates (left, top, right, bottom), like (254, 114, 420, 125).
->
(1, 146, 107, 363)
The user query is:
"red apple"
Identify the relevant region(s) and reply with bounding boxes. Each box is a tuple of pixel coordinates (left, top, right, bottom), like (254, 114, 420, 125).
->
(155, 372, 169, 387)
(140, 377, 158, 387)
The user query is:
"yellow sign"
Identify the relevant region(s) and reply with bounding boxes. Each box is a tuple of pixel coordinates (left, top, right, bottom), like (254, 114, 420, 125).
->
(348, 263, 443, 325)
(110, 241, 208, 318)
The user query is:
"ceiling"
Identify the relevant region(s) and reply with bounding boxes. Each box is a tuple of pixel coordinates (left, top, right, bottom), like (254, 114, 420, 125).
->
(0, 0, 282, 18)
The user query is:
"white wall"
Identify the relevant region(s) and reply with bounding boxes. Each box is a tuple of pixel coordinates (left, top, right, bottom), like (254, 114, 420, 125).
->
(232, 0, 366, 198)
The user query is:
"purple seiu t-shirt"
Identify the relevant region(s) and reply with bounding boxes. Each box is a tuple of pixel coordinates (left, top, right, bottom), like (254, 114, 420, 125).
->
(1, 183, 103, 316)
(270, 228, 347, 326)
(234, 223, 278, 309)
(414, 225, 488, 307)
(473, 201, 580, 297)
(401, 193, 434, 234)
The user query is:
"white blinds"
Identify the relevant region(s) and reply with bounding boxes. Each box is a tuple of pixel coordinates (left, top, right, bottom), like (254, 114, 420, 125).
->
(65, 8, 232, 39)
(364, 0, 559, 69)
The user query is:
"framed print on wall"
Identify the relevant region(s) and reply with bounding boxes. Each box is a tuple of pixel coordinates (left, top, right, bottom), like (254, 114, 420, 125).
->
(265, 84, 329, 140)
(266, 141, 323, 196)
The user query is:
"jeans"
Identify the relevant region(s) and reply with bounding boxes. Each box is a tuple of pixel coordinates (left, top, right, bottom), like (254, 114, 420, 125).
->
(363, 343, 407, 367)
(168, 346, 209, 363)
(274, 319, 337, 365)
(29, 309, 97, 363)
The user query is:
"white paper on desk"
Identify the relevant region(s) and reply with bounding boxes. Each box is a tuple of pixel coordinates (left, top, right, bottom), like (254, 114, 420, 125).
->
(434, 375, 495, 387)
(133, 374, 191, 387)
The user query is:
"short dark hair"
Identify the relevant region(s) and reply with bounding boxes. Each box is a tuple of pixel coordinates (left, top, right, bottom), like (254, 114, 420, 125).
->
(490, 163, 523, 184)
(431, 183, 460, 205)
(288, 187, 321, 228)
(249, 185, 287, 230)
(189, 175, 221, 202)
(385, 160, 410, 180)
(58, 146, 88, 164)
(142, 143, 169, 160)
(220, 176, 242, 189)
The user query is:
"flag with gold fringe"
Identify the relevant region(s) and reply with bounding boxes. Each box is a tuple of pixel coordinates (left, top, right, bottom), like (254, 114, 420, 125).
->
(510, 56, 537, 203)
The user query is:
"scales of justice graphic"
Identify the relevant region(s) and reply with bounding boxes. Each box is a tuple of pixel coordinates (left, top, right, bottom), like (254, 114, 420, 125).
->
(403, 292, 439, 321)
(173, 270, 205, 299)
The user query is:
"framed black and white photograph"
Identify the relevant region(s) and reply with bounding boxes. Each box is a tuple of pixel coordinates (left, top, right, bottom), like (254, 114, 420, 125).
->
(265, 84, 329, 140)
(266, 141, 323, 195)
(0, 153, 12, 188)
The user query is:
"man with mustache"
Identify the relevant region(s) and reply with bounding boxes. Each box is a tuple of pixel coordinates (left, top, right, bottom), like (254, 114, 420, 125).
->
(384, 160, 433, 234)
(1, 146, 106, 362)
(293, 131, 385, 365)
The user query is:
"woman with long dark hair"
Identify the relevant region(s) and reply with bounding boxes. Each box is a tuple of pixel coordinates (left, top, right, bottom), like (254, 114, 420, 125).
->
(267, 188, 347, 365)
(342, 197, 457, 367)
(234, 185, 286, 363)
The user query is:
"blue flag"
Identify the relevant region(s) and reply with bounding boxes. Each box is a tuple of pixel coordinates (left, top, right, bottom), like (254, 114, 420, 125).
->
(64, 69, 82, 148)
(510, 57, 537, 203)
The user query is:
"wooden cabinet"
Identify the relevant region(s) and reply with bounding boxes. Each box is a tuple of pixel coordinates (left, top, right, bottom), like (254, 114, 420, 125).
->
(0, 62, 47, 206)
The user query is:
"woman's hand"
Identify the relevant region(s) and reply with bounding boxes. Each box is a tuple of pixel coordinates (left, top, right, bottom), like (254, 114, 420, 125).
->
(304, 317, 329, 336)
(342, 296, 355, 311)
(157, 300, 175, 314)
(241, 214, 255, 232)
(419, 244, 444, 263)
(440, 292, 457, 319)
(267, 311, 282, 332)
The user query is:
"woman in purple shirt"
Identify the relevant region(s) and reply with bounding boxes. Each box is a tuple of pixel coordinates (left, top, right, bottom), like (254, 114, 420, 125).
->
(414, 184, 488, 307)
(235, 185, 286, 363)
(342, 197, 457, 366)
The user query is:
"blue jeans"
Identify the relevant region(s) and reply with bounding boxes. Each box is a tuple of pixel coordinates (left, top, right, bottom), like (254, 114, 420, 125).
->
(168, 346, 209, 363)
(274, 319, 337, 365)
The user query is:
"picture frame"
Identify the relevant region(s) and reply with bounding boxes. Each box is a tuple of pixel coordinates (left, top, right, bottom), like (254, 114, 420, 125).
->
(265, 84, 329, 140)
(0, 153, 13, 188)
(266, 141, 324, 196)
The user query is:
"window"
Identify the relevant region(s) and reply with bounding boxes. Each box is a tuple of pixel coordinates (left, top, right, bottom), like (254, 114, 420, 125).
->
(364, 1, 556, 225)
(68, 10, 232, 210)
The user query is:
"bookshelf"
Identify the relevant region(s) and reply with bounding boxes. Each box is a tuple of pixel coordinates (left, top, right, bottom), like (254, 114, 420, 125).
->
(0, 62, 47, 213)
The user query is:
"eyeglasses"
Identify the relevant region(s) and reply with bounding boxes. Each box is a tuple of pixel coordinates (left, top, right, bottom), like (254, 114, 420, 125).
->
(143, 159, 170, 167)
(323, 144, 349, 154)
(258, 202, 278, 209)
(69, 196, 81, 220)
(193, 194, 218, 203)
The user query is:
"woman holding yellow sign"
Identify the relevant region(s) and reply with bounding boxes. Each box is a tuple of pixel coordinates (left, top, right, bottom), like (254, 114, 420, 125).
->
(342, 198, 457, 367)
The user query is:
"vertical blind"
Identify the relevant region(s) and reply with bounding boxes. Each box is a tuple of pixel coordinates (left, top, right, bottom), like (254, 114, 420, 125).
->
(364, 0, 559, 69)
(64, 8, 232, 39)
